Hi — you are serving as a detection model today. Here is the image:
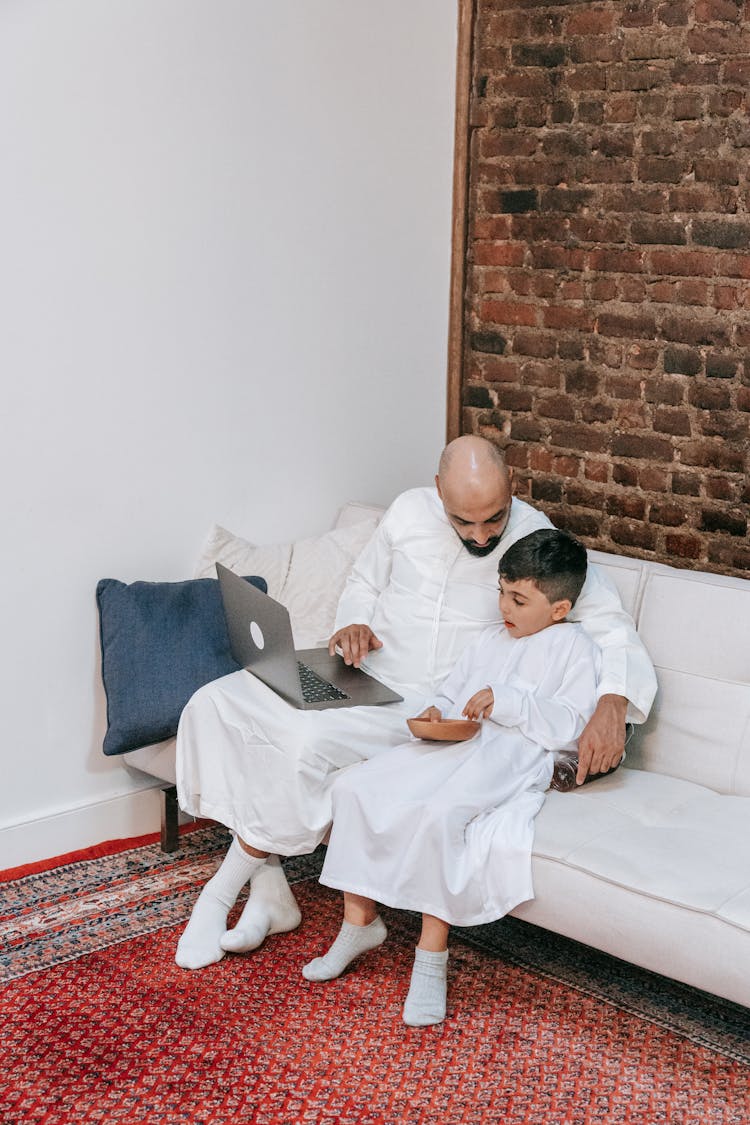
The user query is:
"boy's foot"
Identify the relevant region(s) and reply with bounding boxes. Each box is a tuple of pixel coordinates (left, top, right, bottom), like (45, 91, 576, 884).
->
(302, 916, 387, 981)
(402, 947, 448, 1026)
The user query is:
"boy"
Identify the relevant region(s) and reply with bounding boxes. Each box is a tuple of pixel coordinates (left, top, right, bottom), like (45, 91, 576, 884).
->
(302, 528, 600, 1026)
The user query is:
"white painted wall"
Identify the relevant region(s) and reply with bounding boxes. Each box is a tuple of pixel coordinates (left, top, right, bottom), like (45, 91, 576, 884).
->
(0, 1, 457, 867)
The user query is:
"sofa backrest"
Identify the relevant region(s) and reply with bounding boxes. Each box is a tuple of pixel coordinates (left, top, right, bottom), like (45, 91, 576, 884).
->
(627, 562, 750, 797)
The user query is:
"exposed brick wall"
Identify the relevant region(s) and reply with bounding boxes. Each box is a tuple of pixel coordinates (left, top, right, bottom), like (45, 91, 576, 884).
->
(460, 0, 749, 576)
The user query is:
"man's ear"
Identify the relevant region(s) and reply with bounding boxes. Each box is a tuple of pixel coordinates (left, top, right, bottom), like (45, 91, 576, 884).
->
(551, 598, 572, 622)
(507, 466, 515, 493)
(435, 474, 443, 499)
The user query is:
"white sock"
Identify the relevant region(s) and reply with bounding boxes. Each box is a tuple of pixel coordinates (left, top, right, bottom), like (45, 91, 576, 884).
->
(403, 947, 449, 1026)
(220, 854, 301, 952)
(302, 917, 387, 981)
(175, 837, 265, 969)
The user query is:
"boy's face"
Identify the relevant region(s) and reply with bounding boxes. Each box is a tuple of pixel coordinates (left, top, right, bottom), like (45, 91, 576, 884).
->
(498, 578, 571, 638)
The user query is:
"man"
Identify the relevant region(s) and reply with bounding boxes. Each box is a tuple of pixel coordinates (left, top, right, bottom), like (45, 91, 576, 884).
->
(175, 436, 656, 970)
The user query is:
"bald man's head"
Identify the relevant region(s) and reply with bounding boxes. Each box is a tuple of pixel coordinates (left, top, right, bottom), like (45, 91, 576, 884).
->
(436, 436, 513, 556)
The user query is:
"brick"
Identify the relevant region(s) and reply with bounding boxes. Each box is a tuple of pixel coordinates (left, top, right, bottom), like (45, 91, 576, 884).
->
(706, 354, 738, 379)
(513, 44, 568, 68)
(472, 217, 513, 241)
(598, 312, 657, 338)
(613, 463, 639, 487)
(553, 455, 581, 477)
(529, 447, 554, 472)
(567, 483, 606, 510)
(612, 433, 674, 461)
(589, 249, 644, 273)
(649, 250, 715, 277)
(631, 219, 687, 245)
(549, 422, 609, 453)
(693, 0, 743, 23)
(701, 508, 747, 536)
(470, 331, 507, 355)
(497, 387, 534, 411)
(664, 347, 702, 375)
(463, 385, 494, 408)
(676, 279, 710, 305)
(673, 94, 704, 120)
(566, 9, 617, 35)
(645, 377, 684, 405)
(585, 459, 609, 483)
(672, 61, 720, 86)
(499, 190, 539, 214)
(481, 300, 538, 327)
(580, 402, 616, 423)
(708, 541, 750, 572)
(605, 375, 642, 400)
(610, 520, 657, 550)
(681, 441, 745, 472)
(627, 345, 659, 371)
(551, 101, 575, 124)
(510, 417, 544, 441)
(513, 331, 557, 358)
(556, 511, 601, 538)
(672, 472, 701, 496)
(558, 339, 586, 361)
(699, 410, 748, 440)
(705, 476, 735, 501)
(662, 316, 731, 347)
(688, 383, 731, 411)
(531, 479, 564, 503)
(638, 156, 687, 182)
(738, 387, 750, 412)
(530, 246, 586, 271)
(473, 243, 525, 268)
(694, 159, 741, 186)
(653, 409, 692, 436)
(577, 100, 605, 124)
(606, 494, 647, 519)
(687, 27, 750, 56)
(502, 443, 529, 469)
(649, 502, 687, 526)
(539, 188, 595, 213)
(565, 367, 600, 396)
(665, 534, 702, 559)
(543, 307, 595, 331)
(538, 396, 576, 421)
(692, 221, 750, 250)
(639, 467, 669, 491)
(618, 277, 648, 303)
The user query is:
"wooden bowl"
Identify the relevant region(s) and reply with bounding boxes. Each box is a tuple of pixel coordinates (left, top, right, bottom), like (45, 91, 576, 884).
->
(406, 718, 481, 742)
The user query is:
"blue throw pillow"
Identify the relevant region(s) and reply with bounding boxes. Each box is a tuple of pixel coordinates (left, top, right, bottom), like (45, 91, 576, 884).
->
(96, 574, 267, 756)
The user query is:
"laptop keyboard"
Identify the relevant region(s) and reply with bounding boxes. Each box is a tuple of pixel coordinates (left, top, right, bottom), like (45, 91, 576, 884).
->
(297, 661, 349, 703)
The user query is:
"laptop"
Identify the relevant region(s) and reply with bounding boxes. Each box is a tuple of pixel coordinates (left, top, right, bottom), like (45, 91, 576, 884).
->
(216, 562, 403, 711)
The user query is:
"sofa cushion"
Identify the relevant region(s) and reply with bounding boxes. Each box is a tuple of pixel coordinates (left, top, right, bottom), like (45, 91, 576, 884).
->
(628, 565, 750, 796)
(97, 574, 266, 756)
(194, 515, 381, 648)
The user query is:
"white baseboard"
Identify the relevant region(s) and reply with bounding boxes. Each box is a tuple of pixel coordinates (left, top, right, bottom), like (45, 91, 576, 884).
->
(0, 785, 173, 872)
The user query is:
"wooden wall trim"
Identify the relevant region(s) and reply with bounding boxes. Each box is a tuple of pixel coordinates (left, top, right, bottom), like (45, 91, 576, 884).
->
(445, 0, 475, 442)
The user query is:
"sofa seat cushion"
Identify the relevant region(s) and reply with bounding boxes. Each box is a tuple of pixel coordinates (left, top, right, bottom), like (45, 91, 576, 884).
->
(532, 768, 750, 933)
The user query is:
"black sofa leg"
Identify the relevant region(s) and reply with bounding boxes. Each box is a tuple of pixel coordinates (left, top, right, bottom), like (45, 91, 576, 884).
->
(160, 785, 180, 853)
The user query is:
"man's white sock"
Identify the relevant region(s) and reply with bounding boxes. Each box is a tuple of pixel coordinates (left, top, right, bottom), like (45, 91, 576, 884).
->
(175, 837, 265, 969)
(302, 917, 388, 981)
(220, 855, 301, 952)
(402, 947, 449, 1026)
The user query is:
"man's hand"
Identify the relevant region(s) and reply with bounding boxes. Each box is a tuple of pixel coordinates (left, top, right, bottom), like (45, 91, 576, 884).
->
(463, 688, 494, 720)
(415, 705, 443, 722)
(328, 623, 383, 668)
(576, 694, 627, 784)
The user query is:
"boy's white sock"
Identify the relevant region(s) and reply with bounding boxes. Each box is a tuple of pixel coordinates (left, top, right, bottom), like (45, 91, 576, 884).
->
(175, 837, 265, 969)
(220, 855, 301, 952)
(402, 947, 449, 1026)
(302, 917, 387, 981)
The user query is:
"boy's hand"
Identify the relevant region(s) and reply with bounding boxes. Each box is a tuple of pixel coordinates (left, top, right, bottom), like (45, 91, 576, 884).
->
(463, 688, 494, 720)
(415, 706, 443, 722)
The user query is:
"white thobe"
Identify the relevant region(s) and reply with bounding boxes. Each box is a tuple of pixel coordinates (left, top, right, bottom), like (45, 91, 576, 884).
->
(176, 487, 656, 855)
(321, 622, 599, 926)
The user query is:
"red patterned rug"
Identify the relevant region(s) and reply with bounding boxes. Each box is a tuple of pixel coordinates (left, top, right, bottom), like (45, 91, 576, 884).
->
(2, 826, 748, 1124)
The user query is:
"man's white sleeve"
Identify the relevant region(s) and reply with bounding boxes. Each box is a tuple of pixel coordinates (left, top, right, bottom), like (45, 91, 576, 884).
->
(569, 563, 657, 724)
(333, 514, 394, 631)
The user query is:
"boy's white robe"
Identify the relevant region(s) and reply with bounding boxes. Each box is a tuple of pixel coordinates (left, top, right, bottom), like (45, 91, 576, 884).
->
(321, 622, 599, 926)
(176, 488, 653, 856)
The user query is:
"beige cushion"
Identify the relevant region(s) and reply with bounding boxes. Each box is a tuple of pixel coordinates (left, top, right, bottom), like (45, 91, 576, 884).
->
(194, 513, 380, 648)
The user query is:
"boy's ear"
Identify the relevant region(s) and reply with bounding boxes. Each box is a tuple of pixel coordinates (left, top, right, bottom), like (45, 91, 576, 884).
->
(551, 598, 572, 622)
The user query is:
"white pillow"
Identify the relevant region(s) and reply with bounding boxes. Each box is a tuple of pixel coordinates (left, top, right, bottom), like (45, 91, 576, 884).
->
(194, 514, 381, 648)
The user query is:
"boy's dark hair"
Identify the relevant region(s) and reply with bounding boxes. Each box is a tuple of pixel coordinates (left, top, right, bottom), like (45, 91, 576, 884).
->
(498, 528, 588, 607)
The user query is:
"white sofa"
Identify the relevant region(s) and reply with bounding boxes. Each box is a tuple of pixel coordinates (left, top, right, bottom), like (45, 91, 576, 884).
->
(123, 503, 750, 1009)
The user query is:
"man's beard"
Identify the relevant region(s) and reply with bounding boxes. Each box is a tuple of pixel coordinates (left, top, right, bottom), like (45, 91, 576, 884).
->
(459, 533, 503, 557)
